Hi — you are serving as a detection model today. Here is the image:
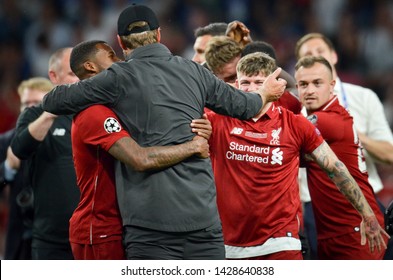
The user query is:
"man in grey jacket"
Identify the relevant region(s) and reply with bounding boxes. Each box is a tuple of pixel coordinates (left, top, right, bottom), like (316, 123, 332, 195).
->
(42, 4, 286, 260)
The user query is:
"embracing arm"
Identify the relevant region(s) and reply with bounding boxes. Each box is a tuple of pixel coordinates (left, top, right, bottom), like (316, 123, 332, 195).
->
(205, 67, 285, 119)
(257, 68, 287, 113)
(42, 69, 118, 115)
(310, 141, 389, 252)
(279, 68, 298, 98)
(108, 136, 209, 172)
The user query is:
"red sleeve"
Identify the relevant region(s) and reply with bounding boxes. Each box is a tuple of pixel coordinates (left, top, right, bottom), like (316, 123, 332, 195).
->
(204, 109, 218, 129)
(309, 112, 345, 144)
(73, 105, 130, 151)
(274, 91, 302, 114)
(293, 114, 324, 155)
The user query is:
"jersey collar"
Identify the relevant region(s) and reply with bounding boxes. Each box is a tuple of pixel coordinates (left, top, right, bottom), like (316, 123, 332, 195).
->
(321, 96, 339, 111)
(252, 103, 277, 122)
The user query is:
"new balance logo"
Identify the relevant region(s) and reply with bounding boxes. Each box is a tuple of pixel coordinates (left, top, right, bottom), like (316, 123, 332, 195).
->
(52, 128, 66, 136)
(230, 127, 243, 135)
(271, 148, 283, 165)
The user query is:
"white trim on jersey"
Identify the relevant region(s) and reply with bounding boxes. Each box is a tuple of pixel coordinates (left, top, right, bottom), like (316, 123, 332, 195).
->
(225, 236, 301, 259)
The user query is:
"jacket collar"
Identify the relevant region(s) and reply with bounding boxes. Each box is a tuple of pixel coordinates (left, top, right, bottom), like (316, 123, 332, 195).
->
(125, 43, 172, 61)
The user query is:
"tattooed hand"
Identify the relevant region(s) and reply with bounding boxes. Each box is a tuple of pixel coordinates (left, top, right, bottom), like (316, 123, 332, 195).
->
(360, 215, 390, 253)
(191, 135, 210, 159)
(311, 141, 391, 253)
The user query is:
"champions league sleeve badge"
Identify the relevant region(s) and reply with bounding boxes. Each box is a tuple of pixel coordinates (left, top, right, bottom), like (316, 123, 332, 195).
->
(104, 117, 122, 133)
(306, 114, 318, 124)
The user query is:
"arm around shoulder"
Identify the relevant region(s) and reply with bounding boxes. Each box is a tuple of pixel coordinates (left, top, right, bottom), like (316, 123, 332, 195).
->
(108, 136, 209, 172)
(43, 71, 119, 115)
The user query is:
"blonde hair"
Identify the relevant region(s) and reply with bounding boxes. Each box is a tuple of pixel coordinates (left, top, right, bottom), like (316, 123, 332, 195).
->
(119, 21, 159, 50)
(204, 36, 242, 74)
(17, 77, 54, 97)
(236, 52, 276, 77)
(295, 33, 335, 59)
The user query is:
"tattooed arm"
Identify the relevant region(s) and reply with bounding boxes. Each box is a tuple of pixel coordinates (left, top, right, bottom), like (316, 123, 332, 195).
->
(108, 135, 209, 172)
(309, 141, 389, 252)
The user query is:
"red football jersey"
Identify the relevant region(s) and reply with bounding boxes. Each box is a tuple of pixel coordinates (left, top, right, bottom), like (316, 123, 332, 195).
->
(70, 105, 129, 244)
(208, 105, 324, 251)
(275, 91, 302, 114)
(304, 97, 384, 240)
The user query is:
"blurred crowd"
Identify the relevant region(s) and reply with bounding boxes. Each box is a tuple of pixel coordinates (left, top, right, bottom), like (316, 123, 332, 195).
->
(1, 0, 393, 129)
(1, 0, 393, 257)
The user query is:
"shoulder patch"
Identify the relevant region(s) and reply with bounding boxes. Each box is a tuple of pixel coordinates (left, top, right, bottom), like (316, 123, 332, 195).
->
(104, 117, 122, 133)
(307, 114, 318, 124)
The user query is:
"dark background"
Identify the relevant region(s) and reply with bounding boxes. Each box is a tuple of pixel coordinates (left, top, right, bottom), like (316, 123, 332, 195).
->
(1, 0, 393, 257)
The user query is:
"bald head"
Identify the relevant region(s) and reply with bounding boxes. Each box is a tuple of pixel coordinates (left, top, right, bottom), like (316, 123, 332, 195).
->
(48, 47, 79, 85)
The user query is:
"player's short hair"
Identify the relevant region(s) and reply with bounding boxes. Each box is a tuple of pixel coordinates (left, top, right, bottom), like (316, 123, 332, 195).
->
(194, 22, 228, 38)
(295, 55, 333, 76)
(70, 40, 107, 79)
(295, 33, 335, 59)
(17, 77, 54, 97)
(204, 36, 242, 74)
(237, 52, 276, 77)
(119, 21, 159, 50)
(241, 41, 276, 59)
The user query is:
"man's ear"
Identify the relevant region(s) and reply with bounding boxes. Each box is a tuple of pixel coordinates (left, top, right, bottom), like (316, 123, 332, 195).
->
(157, 28, 161, 42)
(83, 61, 96, 72)
(48, 70, 57, 84)
(234, 79, 239, 89)
(331, 50, 338, 66)
(330, 79, 336, 93)
(117, 35, 127, 50)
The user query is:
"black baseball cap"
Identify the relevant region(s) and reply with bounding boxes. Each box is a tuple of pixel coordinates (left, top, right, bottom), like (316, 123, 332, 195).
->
(117, 4, 159, 36)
